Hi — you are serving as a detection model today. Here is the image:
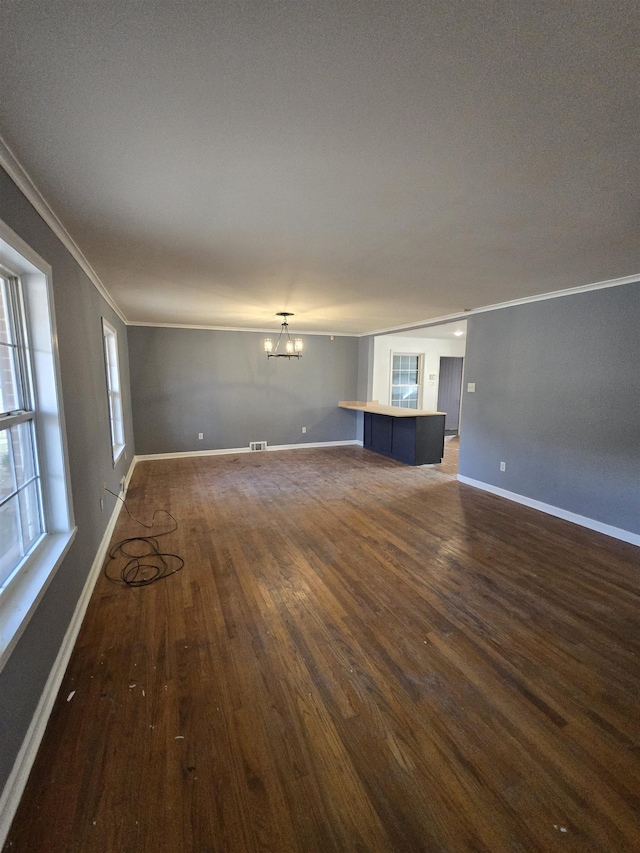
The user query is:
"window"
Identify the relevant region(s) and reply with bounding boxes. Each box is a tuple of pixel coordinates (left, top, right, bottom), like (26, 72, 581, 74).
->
(102, 319, 124, 463)
(390, 354, 422, 409)
(0, 218, 74, 670)
(0, 273, 44, 586)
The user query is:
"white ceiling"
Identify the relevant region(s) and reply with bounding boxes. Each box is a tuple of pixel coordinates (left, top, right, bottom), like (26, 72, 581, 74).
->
(0, 1, 638, 335)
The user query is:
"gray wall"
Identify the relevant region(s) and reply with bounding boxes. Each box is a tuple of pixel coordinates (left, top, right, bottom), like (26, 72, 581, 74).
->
(0, 167, 134, 793)
(459, 282, 640, 536)
(128, 326, 359, 454)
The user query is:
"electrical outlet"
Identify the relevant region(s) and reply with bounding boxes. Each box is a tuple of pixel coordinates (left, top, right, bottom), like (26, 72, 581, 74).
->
(103, 482, 107, 492)
(500, 461, 506, 472)
(198, 432, 203, 440)
(100, 497, 104, 511)
(302, 426, 307, 433)
(467, 382, 476, 393)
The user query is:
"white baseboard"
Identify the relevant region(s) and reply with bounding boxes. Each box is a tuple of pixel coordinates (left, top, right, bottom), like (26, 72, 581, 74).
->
(135, 439, 361, 462)
(0, 456, 135, 849)
(457, 475, 640, 548)
(122, 454, 137, 493)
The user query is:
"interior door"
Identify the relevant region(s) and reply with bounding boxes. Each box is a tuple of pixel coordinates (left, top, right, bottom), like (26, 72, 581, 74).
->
(437, 357, 464, 433)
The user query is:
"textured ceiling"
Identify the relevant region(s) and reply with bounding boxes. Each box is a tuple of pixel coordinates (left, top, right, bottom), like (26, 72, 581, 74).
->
(0, 0, 638, 334)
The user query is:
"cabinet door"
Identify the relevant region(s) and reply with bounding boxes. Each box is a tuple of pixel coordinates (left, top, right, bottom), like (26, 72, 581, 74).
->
(369, 414, 393, 454)
(391, 417, 416, 464)
(414, 414, 446, 464)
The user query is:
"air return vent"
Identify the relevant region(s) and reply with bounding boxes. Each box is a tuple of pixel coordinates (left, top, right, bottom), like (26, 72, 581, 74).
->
(249, 441, 268, 451)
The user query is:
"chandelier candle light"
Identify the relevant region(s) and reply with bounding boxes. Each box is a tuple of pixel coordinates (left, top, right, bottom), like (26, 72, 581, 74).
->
(264, 312, 303, 359)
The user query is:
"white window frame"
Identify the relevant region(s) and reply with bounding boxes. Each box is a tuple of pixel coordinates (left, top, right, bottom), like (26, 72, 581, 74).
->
(101, 318, 125, 464)
(0, 271, 45, 584)
(0, 218, 75, 672)
(390, 352, 423, 409)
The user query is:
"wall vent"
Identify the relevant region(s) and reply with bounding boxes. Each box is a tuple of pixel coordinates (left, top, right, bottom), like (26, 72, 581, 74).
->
(249, 441, 268, 452)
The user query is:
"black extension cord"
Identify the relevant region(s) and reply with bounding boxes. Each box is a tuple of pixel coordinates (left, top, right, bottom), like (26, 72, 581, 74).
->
(103, 487, 185, 586)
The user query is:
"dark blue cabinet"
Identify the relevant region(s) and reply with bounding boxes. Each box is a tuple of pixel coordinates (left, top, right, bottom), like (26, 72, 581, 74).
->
(364, 412, 445, 465)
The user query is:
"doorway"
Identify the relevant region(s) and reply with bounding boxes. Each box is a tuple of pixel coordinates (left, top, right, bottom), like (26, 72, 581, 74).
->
(437, 356, 464, 435)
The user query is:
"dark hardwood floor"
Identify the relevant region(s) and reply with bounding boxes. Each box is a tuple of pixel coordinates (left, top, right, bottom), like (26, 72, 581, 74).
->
(4, 443, 640, 852)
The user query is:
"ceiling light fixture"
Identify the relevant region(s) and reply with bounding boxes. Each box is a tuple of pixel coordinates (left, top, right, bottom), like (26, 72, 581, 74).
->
(454, 329, 465, 337)
(264, 312, 303, 359)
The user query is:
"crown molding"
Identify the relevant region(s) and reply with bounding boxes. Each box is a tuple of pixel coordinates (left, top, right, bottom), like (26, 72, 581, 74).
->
(363, 310, 470, 336)
(123, 272, 640, 336)
(363, 273, 640, 336)
(0, 134, 127, 324)
(466, 273, 640, 317)
(126, 320, 356, 337)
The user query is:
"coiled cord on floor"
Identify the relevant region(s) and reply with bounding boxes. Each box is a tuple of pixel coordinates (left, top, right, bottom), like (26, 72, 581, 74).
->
(103, 487, 185, 586)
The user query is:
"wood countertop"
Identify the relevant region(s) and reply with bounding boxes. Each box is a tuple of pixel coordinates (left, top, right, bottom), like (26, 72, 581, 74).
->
(339, 401, 446, 418)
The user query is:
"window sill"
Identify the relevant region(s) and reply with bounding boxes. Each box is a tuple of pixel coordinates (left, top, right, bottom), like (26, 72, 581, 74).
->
(0, 529, 77, 674)
(113, 444, 126, 465)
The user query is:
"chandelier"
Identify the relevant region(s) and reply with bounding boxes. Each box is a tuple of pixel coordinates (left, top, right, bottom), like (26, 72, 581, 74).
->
(264, 312, 303, 359)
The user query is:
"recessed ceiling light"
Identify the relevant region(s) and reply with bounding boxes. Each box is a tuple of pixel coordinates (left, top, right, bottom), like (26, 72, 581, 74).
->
(454, 329, 465, 337)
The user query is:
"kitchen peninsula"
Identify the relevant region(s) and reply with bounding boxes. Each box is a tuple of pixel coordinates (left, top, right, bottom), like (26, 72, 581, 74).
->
(339, 401, 446, 465)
